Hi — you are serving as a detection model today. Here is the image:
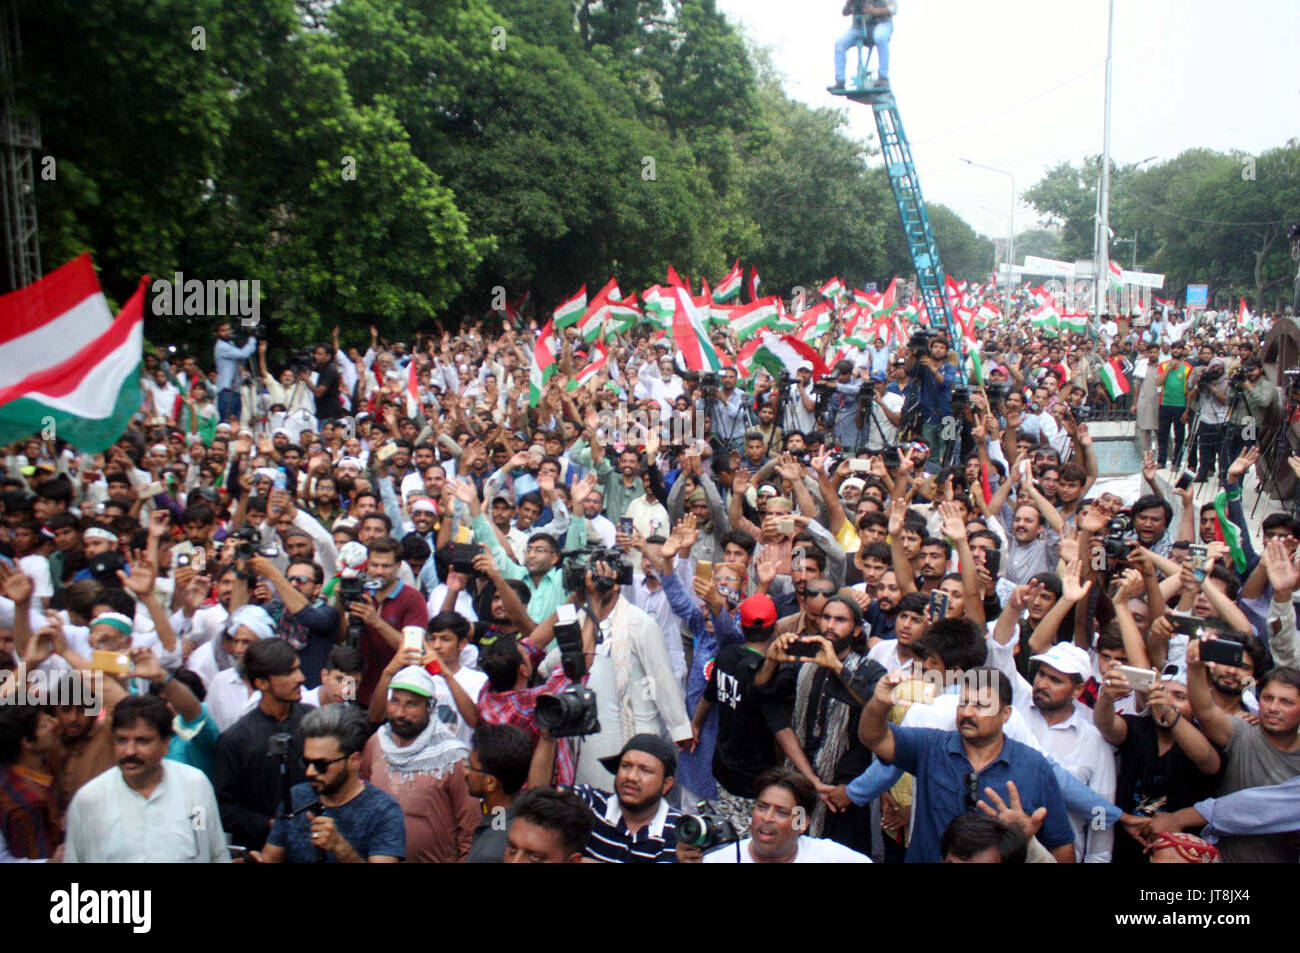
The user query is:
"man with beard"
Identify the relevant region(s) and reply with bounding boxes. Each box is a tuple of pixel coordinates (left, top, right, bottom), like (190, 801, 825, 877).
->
(464, 723, 534, 863)
(1186, 651, 1300, 863)
(529, 733, 683, 863)
(212, 639, 309, 851)
(867, 591, 927, 672)
(666, 451, 730, 567)
(862, 567, 904, 644)
(65, 695, 229, 862)
(774, 571, 835, 638)
(359, 665, 477, 863)
(179, 566, 237, 682)
(754, 595, 885, 853)
(1018, 643, 1117, 863)
(259, 704, 405, 863)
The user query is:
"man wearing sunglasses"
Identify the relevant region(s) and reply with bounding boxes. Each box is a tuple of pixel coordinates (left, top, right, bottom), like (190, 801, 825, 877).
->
(859, 665, 1076, 863)
(258, 704, 405, 863)
(247, 554, 340, 691)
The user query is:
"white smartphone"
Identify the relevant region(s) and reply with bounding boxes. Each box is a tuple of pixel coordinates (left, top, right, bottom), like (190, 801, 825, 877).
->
(401, 626, 425, 653)
(1115, 664, 1158, 693)
(848, 458, 871, 473)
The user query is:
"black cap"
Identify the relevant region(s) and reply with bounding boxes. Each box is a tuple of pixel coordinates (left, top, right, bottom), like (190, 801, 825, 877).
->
(597, 733, 678, 778)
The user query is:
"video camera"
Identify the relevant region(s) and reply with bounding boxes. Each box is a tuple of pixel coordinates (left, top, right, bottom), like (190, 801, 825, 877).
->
(561, 546, 633, 594)
(908, 328, 938, 354)
(1102, 513, 1133, 564)
(534, 604, 601, 737)
(228, 524, 280, 561)
(88, 552, 127, 587)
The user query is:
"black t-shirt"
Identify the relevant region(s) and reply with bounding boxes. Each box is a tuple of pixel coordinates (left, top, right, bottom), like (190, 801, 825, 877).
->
(314, 361, 344, 420)
(1113, 713, 1222, 864)
(704, 643, 783, 798)
(863, 600, 895, 642)
(757, 655, 885, 785)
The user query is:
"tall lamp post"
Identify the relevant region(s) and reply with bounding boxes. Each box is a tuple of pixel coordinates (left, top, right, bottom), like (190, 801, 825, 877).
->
(961, 158, 1015, 319)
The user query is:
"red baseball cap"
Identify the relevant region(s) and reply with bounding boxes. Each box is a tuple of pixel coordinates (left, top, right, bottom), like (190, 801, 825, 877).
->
(739, 593, 777, 630)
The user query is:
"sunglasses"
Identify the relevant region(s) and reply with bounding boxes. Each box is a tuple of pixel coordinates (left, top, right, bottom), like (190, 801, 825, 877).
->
(286, 575, 313, 585)
(300, 754, 348, 774)
(806, 586, 837, 597)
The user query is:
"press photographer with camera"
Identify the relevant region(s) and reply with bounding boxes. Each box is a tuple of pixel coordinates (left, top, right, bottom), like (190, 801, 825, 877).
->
(1225, 357, 1279, 467)
(527, 545, 693, 788)
(339, 537, 429, 706)
(903, 332, 958, 465)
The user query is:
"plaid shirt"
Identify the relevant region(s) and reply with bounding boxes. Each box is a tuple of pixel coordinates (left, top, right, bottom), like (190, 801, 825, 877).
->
(0, 764, 60, 859)
(477, 641, 577, 786)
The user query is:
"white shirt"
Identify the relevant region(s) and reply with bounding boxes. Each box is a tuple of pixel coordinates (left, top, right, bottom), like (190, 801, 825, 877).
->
(207, 667, 259, 731)
(18, 554, 52, 600)
(703, 836, 872, 863)
(567, 600, 692, 786)
(431, 666, 490, 746)
(426, 585, 478, 622)
(174, 603, 230, 651)
(1021, 704, 1116, 863)
(64, 761, 231, 863)
(867, 639, 915, 674)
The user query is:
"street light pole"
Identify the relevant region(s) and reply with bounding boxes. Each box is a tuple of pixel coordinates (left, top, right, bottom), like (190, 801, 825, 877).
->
(1094, 0, 1115, 319)
(961, 158, 1015, 320)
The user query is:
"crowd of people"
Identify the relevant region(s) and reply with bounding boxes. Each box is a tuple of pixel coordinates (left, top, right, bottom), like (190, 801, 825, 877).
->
(1, 296, 1299, 865)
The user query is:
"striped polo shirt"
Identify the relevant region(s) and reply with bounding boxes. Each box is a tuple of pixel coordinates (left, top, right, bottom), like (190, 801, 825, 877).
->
(571, 785, 681, 863)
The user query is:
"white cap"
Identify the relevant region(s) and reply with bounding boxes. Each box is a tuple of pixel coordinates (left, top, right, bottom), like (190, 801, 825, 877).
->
(841, 477, 866, 494)
(1029, 643, 1092, 678)
(797, 360, 814, 371)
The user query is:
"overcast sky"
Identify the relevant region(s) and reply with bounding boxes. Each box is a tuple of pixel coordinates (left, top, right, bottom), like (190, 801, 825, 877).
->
(717, 0, 1300, 248)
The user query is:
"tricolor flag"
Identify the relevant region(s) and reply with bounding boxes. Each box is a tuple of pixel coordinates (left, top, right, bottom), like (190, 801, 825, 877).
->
(714, 260, 743, 302)
(1098, 357, 1130, 400)
(606, 299, 642, 334)
(797, 301, 833, 343)
(1108, 260, 1124, 291)
(0, 255, 144, 453)
(553, 286, 587, 329)
(1212, 485, 1249, 574)
(1030, 304, 1060, 335)
(670, 285, 721, 372)
(818, 276, 846, 302)
(975, 304, 1000, 329)
(667, 264, 687, 289)
(745, 266, 761, 303)
(966, 348, 984, 384)
(1238, 298, 1252, 328)
(641, 285, 675, 329)
(731, 297, 780, 341)
(578, 277, 622, 341)
(528, 320, 559, 405)
(748, 332, 829, 380)
(406, 356, 421, 417)
(1061, 312, 1088, 335)
(567, 340, 610, 391)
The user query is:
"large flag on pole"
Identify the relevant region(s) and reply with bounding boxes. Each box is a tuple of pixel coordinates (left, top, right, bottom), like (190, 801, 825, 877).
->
(1098, 357, 1130, 399)
(670, 285, 721, 372)
(0, 256, 144, 453)
(567, 339, 609, 391)
(1108, 260, 1124, 291)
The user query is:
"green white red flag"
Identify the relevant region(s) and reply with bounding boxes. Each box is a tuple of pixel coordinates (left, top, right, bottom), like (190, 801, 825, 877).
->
(1098, 357, 1130, 399)
(670, 285, 721, 372)
(529, 320, 559, 405)
(0, 255, 144, 453)
(714, 261, 743, 302)
(567, 339, 609, 391)
(553, 286, 587, 329)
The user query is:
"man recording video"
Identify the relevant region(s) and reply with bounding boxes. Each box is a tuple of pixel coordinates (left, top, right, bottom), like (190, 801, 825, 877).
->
(830, 1, 897, 92)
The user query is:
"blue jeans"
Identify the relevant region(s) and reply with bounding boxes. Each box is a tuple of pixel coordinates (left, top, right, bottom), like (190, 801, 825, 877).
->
(217, 388, 241, 426)
(834, 19, 892, 82)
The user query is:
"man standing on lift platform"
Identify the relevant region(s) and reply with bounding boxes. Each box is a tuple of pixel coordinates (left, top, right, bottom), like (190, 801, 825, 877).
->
(831, 0, 897, 93)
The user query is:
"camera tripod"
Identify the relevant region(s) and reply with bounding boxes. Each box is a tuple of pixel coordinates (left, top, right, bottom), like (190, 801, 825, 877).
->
(1250, 375, 1300, 518)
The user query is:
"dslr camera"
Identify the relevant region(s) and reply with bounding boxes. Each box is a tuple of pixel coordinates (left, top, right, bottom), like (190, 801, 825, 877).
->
(89, 551, 127, 587)
(677, 803, 738, 850)
(561, 546, 633, 594)
(1102, 513, 1133, 564)
(228, 524, 279, 561)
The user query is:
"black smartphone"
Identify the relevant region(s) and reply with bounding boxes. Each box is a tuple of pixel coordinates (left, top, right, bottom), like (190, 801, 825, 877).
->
(928, 590, 949, 623)
(618, 517, 634, 536)
(1200, 637, 1245, 668)
(985, 550, 1001, 576)
(1167, 613, 1202, 638)
(786, 639, 822, 659)
(1175, 470, 1194, 491)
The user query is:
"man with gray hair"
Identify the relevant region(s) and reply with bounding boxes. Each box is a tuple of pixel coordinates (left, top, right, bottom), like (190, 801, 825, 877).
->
(258, 704, 406, 863)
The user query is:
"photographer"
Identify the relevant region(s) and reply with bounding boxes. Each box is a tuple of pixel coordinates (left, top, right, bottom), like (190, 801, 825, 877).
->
(342, 537, 429, 706)
(1187, 358, 1231, 483)
(903, 334, 958, 465)
(824, 359, 866, 451)
(530, 548, 693, 788)
(694, 367, 750, 453)
(1225, 357, 1279, 466)
(783, 361, 819, 434)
